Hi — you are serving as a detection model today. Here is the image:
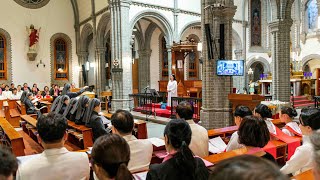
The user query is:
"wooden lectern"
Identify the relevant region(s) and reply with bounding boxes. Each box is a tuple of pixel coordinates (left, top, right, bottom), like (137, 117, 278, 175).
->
(228, 94, 265, 111)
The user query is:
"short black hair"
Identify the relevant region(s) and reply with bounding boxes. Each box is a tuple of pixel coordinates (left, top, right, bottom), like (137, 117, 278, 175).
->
(0, 146, 18, 178)
(10, 83, 14, 86)
(255, 104, 272, 119)
(12, 88, 17, 91)
(176, 101, 194, 120)
(111, 110, 134, 134)
(209, 155, 289, 180)
(238, 116, 270, 148)
(36, 112, 68, 143)
(281, 106, 297, 118)
(5, 85, 9, 88)
(300, 108, 320, 130)
(234, 106, 252, 118)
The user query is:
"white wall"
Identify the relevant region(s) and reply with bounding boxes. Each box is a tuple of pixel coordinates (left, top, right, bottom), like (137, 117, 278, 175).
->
(87, 40, 95, 86)
(78, 0, 91, 22)
(0, 0, 77, 89)
(150, 28, 161, 91)
(95, 0, 107, 13)
(178, 0, 200, 13)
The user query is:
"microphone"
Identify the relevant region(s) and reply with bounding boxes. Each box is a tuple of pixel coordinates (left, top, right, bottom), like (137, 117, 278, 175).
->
(144, 86, 149, 90)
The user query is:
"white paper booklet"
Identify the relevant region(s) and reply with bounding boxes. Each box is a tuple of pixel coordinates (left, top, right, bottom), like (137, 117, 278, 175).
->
(208, 136, 227, 154)
(147, 137, 165, 147)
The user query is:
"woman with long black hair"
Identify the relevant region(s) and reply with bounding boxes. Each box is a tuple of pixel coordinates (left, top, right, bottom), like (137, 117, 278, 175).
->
(147, 119, 209, 180)
(61, 83, 88, 99)
(54, 95, 70, 115)
(62, 98, 78, 120)
(84, 98, 109, 141)
(69, 96, 89, 124)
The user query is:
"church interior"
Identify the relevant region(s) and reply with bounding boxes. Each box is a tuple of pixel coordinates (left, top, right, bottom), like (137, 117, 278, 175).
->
(0, 0, 320, 179)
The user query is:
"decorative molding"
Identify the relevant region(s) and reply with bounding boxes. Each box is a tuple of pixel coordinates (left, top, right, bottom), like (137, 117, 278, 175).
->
(13, 0, 50, 9)
(50, 33, 73, 87)
(0, 28, 12, 84)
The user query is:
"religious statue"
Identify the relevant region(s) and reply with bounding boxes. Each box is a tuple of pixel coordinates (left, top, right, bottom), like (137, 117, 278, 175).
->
(26, 24, 40, 51)
(249, 80, 258, 95)
(26, 24, 40, 61)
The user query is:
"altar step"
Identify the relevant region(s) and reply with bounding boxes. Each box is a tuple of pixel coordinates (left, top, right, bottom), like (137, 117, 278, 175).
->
(291, 96, 314, 108)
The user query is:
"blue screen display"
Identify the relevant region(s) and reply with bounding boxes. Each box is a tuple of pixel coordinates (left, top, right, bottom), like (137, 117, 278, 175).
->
(216, 60, 244, 76)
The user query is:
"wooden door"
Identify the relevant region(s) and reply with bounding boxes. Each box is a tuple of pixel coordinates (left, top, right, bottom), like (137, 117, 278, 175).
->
(172, 51, 185, 84)
(132, 59, 139, 94)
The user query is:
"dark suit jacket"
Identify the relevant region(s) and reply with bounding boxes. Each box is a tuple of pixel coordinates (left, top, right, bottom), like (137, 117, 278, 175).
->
(146, 157, 209, 180)
(85, 111, 109, 141)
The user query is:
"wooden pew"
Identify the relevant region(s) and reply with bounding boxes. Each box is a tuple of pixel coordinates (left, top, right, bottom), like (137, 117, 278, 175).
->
(291, 169, 314, 180)
(208, 126, 238, 138)
(3, 101, 21, 127)
(0, 117, 25, 156)
(20, 115, 39, 143)
(67, 120, 93, 149)
(39, 101, 52, 113)
(16, 101, 26, 115)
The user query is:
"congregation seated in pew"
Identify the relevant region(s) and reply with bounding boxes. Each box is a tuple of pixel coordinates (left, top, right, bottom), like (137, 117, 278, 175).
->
(91, 134, 133, 180)
(23, 93, 41, 117)
(280, 108, 320, 176)
(209, 155, 289, 180)
(279, 106, 302, 137)
(84, 98, 110, 142)
(111, 110, 153, 173)
(63, 98, 78, 120)
(16, 112, 90, 180)
(69, 95, 89, 125)
(10, 88, 20, 100)
(0, 146, 18, 180)
(54, 95, 70, 115)
(147, 119, 209, 180)
(226, 105, 252, 152)
(254, 104, 275, 134)
(176, 101, 208, 157)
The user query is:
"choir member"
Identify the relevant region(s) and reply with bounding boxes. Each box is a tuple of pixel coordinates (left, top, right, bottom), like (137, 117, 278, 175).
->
(2, 85, 12, 99)
(91, 134, 132, 180)
(10, 88, 20, 100)
(167, 74, 177, 107)
(254, 104, 275, 134)
(147, 119, 209, 180)
(226, 105, 252, 151)
(69, 95, 89, 125)
(9, 83, 14, 91)
(61, 83, 88, 99)
(176, 101, 209, 157)
(281, 108, 320, 175)
(54, 95, 70, 115)
(280, 106, 301, 136)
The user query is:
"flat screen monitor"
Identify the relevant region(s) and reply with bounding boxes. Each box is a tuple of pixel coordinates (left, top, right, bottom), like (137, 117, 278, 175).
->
(216, 60, 244, 76)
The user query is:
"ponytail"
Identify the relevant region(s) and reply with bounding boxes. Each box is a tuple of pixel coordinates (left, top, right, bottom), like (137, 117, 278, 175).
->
(115, 163, 132, 180)
(174, 141, 196, 178)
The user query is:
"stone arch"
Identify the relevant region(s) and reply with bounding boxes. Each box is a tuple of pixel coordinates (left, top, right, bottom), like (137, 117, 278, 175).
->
(232, 29, 242, 50)
(50, 33, 73, 87)
(178, 20, 201, 40)
(144, 23, 158, 50)
(96, 12, 111, 48)
(0, 28, 12, 84)
(80, 23, 93, 52)
(130, 10, 174, 45)
(247, 56, 271, 73)
(301, 54, 320, 69)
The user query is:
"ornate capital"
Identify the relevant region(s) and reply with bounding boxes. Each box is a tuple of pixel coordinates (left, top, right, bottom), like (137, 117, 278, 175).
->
(138, 49, 152, 56)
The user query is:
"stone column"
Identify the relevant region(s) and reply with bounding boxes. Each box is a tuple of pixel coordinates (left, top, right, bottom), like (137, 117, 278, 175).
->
(77, 51, 89, 87)
(173, 0, 179, 42)
(233, 49, 245, 92)
(200, 0, 236, 129)
(167, 46, 172, 77)
(96, 47, 106, 96)
(138, 49, 152, 92)
(269, 19, 293, 102)
(110, 0, 133, 111)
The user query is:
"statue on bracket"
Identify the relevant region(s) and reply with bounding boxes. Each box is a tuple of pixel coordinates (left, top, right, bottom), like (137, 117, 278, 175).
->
(26, 24, 41, 61)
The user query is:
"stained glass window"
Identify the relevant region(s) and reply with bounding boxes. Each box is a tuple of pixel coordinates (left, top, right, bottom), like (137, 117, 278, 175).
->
(307, 0, 318, 30)
(54, 39, 68, 80)
(0, 35, 7, 80)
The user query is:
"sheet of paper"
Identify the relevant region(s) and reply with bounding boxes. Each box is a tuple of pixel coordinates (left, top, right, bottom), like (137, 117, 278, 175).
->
(133, 171, 148, 180)
(100, 115, 111, 125)
(208, 136, 227, 153)
(147, 137, 165, 147)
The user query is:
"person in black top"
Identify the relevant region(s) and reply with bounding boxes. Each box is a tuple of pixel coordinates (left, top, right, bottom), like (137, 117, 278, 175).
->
(20, 91, 28, 103)
(24, 92, 41, 117)
(69, 95, 89, 124)
(22, 83, 31, 92)
(54, 95, 70, 115)
(61, 83, 89, 99)
(62, 98, 78, 120)
(49, 84, 55, 96)
(9, 83, 15, 91)
(147, 119, 209, 180)
(238, 115, 275, 162)
(209, 155, 289, 180)
(42, 86, 50, 97)
(50, 96, 61, 112)
(1, 83, 5, 91)
(84, 98, 109, 141)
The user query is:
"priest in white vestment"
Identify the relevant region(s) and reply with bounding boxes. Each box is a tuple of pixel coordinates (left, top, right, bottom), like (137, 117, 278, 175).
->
(167, 74, 177, 107)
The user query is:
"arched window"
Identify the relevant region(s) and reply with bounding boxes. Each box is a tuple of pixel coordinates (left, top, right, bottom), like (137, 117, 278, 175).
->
(0, 35, 7, 80)
(161, 37, 168, 80)
(251, 0, 261, 46)
(54, 38, 68, 80)
(307, 0, 318, 31)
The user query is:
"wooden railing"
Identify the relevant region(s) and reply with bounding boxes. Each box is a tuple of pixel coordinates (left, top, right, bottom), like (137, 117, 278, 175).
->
(170, 97, 202, 121)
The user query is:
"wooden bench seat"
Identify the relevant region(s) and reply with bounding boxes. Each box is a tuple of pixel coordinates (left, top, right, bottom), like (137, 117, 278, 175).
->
(0, 117, 25, 156)
(291, 169, 314, 180)
(0, 110, 5, 118)
(16, 101, 26, 115)
(208, 126, 238, 138)
(3, 101, 21, 127)
(67, 120, 93, 149)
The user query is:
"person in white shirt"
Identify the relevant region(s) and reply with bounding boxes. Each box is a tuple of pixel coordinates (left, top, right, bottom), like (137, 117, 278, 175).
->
(254, 104, 275, 134)
(311, 130, 320, 180)
(0, 147, 18, 180)
(16, 85, 23, 98)
(91, 134, 132, 180)
(16, 112, 90, 180)
(176, 101, 208, 157)
(280, 106, 301, 136)
(10, 88, 20, 100)
(167, 74, 177, 107)
(280, 108, 320, 176)
(2, 85, 12, 99)
(226, 106, 252, 152)
(111, 110, 153, 173)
